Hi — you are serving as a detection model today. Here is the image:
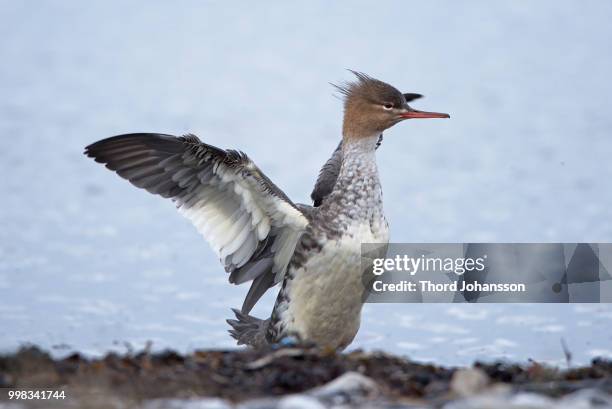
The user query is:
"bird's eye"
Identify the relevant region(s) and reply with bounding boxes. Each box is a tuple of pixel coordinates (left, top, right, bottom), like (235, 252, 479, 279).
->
(382, 103, 394, 110)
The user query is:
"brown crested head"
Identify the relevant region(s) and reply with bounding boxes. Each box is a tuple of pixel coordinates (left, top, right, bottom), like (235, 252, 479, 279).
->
(334, 71, 449, 139)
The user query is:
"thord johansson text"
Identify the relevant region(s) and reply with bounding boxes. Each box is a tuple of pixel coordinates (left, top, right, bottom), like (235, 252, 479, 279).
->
(372, 280, 526, 293)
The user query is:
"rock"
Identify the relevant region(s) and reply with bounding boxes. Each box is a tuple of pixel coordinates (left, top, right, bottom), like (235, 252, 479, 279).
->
(443, 388, 612, 409)
(143, 398, 232, 409)
(278, 396, 326, 409)
(309, 372, 379, 404)
(450, 368, 490, 397)
(239, 372, 380, 409)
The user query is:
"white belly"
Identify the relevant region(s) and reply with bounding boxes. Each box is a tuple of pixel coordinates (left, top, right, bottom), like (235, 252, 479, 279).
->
(284, 222, 389, 349)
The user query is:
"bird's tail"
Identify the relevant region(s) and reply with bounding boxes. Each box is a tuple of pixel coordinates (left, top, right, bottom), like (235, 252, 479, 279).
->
(227, 309, 270, 349)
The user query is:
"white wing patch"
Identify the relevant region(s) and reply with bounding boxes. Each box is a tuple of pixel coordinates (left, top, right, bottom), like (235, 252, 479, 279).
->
(85, 133, 310, 313)
(177, 162, 308, 275)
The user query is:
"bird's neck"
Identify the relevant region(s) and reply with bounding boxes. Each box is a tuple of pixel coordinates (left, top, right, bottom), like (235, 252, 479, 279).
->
(317, 132, 383, 226)
(340, 133, 379, 160)
(337, 134, 380, 190)
(336, 133, 381, 196)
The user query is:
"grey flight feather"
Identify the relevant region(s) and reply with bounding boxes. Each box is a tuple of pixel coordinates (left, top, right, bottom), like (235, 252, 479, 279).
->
(85, 133, 309, 314)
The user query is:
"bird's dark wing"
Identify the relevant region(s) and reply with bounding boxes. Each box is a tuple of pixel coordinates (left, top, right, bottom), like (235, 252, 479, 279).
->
(311, 141, 342, 207)
(310, 135, 383, 207)
(85, 133, 309, 313)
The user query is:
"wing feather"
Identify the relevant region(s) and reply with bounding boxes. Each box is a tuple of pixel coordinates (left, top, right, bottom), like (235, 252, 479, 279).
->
(85, 133, 309, 312)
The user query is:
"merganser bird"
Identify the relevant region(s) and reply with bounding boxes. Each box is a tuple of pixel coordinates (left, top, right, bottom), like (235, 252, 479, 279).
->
(84, 71, 449, 350)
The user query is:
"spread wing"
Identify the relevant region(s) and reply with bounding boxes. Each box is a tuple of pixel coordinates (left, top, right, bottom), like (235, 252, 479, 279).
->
(311, 135, 383, 207)
(85, 133, 309, 313)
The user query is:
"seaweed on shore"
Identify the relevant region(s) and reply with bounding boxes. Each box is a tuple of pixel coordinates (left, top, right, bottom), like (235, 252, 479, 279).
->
(0, 345, 611, 405)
